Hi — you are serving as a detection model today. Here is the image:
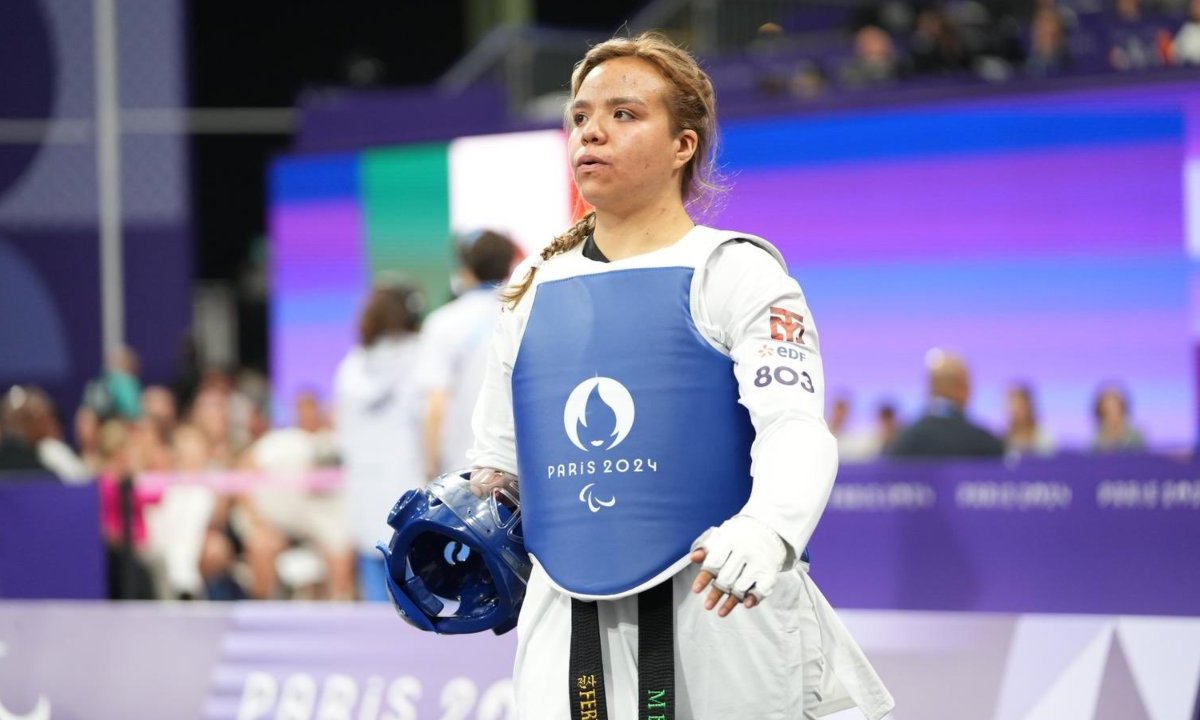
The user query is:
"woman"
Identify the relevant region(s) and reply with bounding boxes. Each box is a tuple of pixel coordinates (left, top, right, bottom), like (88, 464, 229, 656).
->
(1091, 383, 1145, 453)
(334, 280, 426, 601)
(468, 33, 892, 719)
(1004, 383, 1054, 457)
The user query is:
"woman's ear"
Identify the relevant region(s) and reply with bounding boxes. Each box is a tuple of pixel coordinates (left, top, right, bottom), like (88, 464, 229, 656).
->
(674, 129, 698, 169)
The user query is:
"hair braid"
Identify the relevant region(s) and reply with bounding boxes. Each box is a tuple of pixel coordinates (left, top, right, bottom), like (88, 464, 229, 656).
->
(502, 211, 596, 308)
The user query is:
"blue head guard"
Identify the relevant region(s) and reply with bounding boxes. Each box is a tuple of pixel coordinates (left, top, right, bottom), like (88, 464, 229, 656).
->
(377, 470, 530, 635)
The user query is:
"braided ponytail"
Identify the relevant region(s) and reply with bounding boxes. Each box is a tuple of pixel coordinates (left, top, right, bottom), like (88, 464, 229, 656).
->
(502, 211, 596, 308)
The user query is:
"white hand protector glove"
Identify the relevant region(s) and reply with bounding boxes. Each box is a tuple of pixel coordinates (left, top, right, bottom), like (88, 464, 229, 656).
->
(693, 515, 788, 601)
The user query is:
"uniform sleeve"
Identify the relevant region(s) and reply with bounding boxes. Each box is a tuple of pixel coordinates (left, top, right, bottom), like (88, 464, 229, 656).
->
(698, 240, 838, 560)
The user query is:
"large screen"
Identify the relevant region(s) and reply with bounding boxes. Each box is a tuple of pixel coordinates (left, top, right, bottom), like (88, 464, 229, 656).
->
(270, 81, 1199, 449)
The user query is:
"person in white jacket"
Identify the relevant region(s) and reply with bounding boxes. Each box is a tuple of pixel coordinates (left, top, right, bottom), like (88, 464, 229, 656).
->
(334, 280, 426, 601)
(467, 32, 893, 720)
(413, 230, 520, 480)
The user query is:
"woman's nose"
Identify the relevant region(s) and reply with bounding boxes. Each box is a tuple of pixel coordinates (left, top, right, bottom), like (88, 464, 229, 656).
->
(581, 117, 604, 144)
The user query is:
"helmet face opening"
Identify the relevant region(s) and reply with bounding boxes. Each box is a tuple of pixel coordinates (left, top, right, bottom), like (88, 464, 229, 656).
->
(407, 530, 496, 616)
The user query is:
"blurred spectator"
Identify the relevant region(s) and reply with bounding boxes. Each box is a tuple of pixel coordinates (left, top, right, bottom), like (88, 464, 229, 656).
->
(294, 391, 338, 462)
(875, 402, 903, 454)
(240, 397, 272, 451)
(743, 22, 825, 99)
(96, 419, 156, 599)
(910, 4, 973, 74)
(830, 394, 873, 462)
(199, 366, 236, 397)
(1172, 0, 1200, 62)
(240, 391, 353, 600)
(1107, 0, 1171, 69)
(829, 394, 851, 437)
(788, 61, 828, 100)
(172, 335, 203, 417)
(416, 230, 520, 479)
(0, 386, 50, 474)
(954, 0, 1021, 80)
(889, 350, 1005, 458)
(141, 424, 223, 600)
(17, 386, 91, 482)
(82, 344, 144, 421)
(1004, 383, 1055, 457)
(141, 385, 178, 443)
(127, 416, 173, 473)
(74, 405, 103, 472)
(229, 368, 270, 451)
(190, 387, 236, 468)
(334, 279, 426, 601)
(1091, 383, 1146, 452)
(875, 0, 918, 34)
(833, 395, 905, 461)
(980, 1, 1029, 70)
(173, 423, 214, 471)
(170, 423, 247, 600)
(839, 24, 910, 87)
(1026, 5, 1074, 74)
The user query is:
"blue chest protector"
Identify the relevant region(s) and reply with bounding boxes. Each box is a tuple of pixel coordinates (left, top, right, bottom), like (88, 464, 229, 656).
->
(511, 266, 756, 598)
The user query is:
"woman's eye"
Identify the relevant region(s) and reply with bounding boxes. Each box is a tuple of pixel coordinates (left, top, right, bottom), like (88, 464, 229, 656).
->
(572, 113, 586, 126)
(614, 109, 633, 120)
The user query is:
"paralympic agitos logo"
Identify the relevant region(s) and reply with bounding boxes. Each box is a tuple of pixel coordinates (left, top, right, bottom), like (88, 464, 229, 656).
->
(552, 376, 659, 512)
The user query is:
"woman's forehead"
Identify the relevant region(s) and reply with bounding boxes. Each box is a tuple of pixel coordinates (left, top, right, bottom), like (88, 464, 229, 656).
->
(576, 57, 668, 101)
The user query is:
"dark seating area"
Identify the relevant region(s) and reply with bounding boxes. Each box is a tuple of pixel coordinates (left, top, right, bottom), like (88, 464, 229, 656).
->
(693, 0, 1197, 111)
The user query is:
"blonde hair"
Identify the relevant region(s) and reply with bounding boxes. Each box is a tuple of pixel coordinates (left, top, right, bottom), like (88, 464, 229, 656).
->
(503, 32, 720, 307)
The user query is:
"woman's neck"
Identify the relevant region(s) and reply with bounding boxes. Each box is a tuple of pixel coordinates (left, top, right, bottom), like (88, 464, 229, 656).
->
(592, 200, 695, 261)
(1008, 423, 1035, 443)
(1101, 418, 1128, 439)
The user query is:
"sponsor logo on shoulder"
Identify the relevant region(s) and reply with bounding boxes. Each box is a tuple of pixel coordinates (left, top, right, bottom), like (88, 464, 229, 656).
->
(758, 343, 806, 362)
(769, 306, 805, 344)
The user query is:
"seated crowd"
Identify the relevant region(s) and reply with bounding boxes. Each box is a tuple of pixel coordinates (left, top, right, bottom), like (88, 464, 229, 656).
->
(830, 350, 1149, 462)
(0, 336, 1165, 603)
(712, 0, 1200, 102)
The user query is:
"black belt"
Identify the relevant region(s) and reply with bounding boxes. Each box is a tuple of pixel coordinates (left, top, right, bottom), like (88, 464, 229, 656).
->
(569, 581, 675, 720)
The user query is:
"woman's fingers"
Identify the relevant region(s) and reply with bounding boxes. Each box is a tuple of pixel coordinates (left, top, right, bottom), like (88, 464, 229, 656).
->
(718, 592, 741, 617)
(692, 546, 757, 615)
(690, 549, 711, 594)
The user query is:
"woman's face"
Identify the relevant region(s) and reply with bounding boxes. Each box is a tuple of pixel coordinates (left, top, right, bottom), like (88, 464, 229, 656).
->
(173, 427, 211, 472)
(1098, 391, 1126, 424)
(568, 57, 695, 215)
(1007, 390, 1032, 425)
(75, 408, 99, 448)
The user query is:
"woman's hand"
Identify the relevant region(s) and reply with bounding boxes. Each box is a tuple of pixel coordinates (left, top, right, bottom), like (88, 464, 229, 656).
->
(468, 467, 519, 499)
(691, 547, 759, 616)
(690, 515, 787, 617)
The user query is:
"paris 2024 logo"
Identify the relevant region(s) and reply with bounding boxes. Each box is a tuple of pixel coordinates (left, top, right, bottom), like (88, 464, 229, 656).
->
(554, 377, 659, 513)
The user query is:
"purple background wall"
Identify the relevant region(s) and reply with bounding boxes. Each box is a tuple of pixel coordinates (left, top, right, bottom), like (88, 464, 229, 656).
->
(275, 79, 1200, 449)
(0, 480, 103, 599)
(0, 0, 191, 414)
(815, 455, 1200, 616)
